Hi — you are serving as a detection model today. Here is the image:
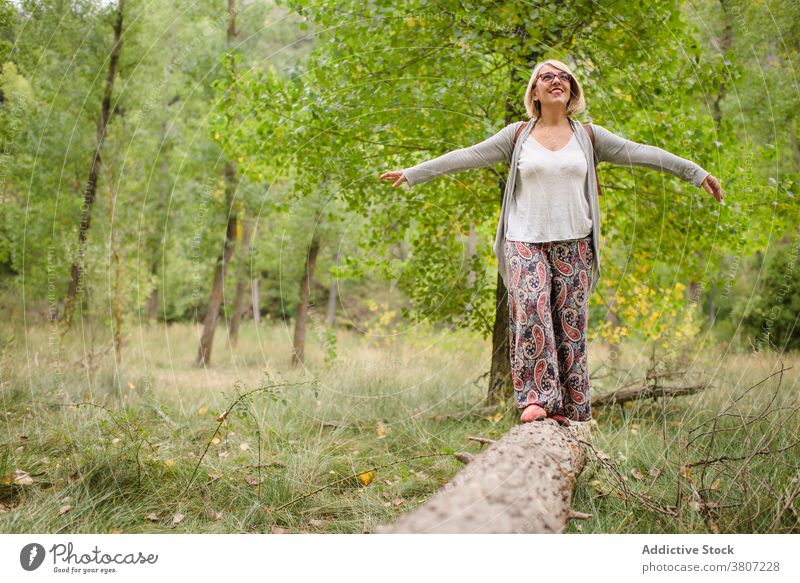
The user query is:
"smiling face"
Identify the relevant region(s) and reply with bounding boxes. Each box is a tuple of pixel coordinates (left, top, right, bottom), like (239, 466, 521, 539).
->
(532, 64, 572, 109)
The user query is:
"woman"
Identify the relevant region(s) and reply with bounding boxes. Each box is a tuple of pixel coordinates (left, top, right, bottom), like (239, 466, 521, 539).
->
(379, 59, 725, 425)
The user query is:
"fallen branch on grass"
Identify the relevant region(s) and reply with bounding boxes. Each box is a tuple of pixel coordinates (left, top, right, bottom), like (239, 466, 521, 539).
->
(685, 439, 800, 468)
(769, 481, 800, 532)
(454, 452, 474, 464)
(683, 362, 798, 533)
(578, 438, 679, 517)
(568, 510, 593, 520)
(467, 436, 495, 447)
(593, 383, 708, 408)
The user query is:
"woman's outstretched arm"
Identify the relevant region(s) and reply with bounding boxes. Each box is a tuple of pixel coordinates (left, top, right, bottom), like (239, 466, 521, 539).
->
(591, 123, 712, 189)
(380, 121, 524, 188)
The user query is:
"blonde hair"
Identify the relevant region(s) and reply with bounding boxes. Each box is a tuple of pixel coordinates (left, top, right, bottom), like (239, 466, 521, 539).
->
(523, 59, 586, 120)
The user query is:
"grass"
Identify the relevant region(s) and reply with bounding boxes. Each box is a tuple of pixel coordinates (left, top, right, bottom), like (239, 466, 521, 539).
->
(0, 319, 798, 534)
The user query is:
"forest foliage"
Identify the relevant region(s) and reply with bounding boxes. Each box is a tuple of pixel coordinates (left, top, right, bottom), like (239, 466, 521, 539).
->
(0, 0, 798, 356)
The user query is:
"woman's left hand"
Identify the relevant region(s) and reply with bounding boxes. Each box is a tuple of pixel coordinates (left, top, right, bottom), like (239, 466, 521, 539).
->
(701, 174, 725, 203)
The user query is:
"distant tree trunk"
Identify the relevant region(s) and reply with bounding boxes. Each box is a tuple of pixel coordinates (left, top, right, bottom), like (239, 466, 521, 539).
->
(195, 0, 239, 366)
(251, 276, 261, 327)
(464, 222, 479, 319)
(148, 283, 159, 320)
(702, 0, 734, 328)
(606, 298, 621, 362)
(228, 218, 253, 346)
(196, 163, 238, 367)
(789, 123, 800, 170)
(712, 0, 733, 134)
(147, 152, 169, 322)
(326, 252, 339, 327)
(466, 222, 477, 288)
(292, 237, 321, 367)
(148, 19, 177, 323)
(708, 282, 717, 326)
(61, 0, 124, 331)
(109, 174, 123, 365)
(688, 280, 702, 307)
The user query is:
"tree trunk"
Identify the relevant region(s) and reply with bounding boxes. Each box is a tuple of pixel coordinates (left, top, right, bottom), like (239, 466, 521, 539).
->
(147, 152, 169, 323)
(196, 163, 238, 367)
(699, 0, 733, 331)
(61, 0, 124, 330)
(107, 169, 123, 367)
(148, 286, 158, 321)
(464, 223, 479, 318)
(789, 122, 800, 170)
(195, 0, 239, 366)
(487, 270, 511, 404)
(148, 28, 177, 323)
(291, 237, 321, 367)
(488, 64, 542, 403)
(228, 218, 253, 346)
(251, 276, 261, 327)
(708, 282, 717, 327)
(606, 297, 622, 362)
(326, 252, 339, 327)
(466, 222, 477, 288)
(711, 0, 734, 133)
(375, 421, 591, 533)
(688, 280, 702, 308)
(593, 382, 708, 408)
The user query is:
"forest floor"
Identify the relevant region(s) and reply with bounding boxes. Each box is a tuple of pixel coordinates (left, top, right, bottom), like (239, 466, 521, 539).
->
(1, 320, 798, 533)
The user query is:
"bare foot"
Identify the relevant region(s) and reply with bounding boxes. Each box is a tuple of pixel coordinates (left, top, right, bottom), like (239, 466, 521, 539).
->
(548, 414, 571, 427)
(520, 404, 547, 423)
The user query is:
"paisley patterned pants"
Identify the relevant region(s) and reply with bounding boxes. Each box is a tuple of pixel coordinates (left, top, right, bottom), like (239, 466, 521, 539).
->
(504, 234, 594, 421)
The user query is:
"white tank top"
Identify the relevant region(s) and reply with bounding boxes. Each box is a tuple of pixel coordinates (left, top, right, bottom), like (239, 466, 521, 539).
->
(505, 130, 592, 243)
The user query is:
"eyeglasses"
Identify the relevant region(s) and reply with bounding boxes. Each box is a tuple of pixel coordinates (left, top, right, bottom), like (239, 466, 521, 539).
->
(537, 72, 572, 84)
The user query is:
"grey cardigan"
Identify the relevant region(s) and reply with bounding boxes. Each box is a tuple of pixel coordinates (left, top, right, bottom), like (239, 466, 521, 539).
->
(401, 117, 710, 296)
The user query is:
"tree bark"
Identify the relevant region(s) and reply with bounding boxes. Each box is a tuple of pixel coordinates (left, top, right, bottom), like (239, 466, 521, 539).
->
(61, 0, 124, 330)
(708, 281, 717, 326)
(711, 0, 734, 133)
(487, 62, 541, 403)
(196, 163, 238, 367)
(195, 0, 239, 366)
(228, 218, 253, 346)
(326, 252, 339, 327)
(148, 19, 177, 323)
(700, 0, 733, 329)
(466, 222, 477, 288)
(107, 168, 123, 367)
(593, 382, 708, 408)
(147, 285, 159, 321)
(606, 297, 622, 362)
(464, 223, 478, 317)
(374, 421, 591, 533)
(789, 122, 800, 170)
(291, 237, 321, 367)
(147, 143, 170, 323)
(487, 270, 511, 404)
(251, 276, 261, 327)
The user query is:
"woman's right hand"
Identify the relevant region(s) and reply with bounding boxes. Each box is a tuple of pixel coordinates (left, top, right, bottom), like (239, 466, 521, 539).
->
(379, 170, 407, 188)
(701, 174, 725, 203)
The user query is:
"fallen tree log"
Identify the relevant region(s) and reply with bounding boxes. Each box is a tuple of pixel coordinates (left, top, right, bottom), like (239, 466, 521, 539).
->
(592, 383, 708, 408)
(374, 419, 592, 533)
